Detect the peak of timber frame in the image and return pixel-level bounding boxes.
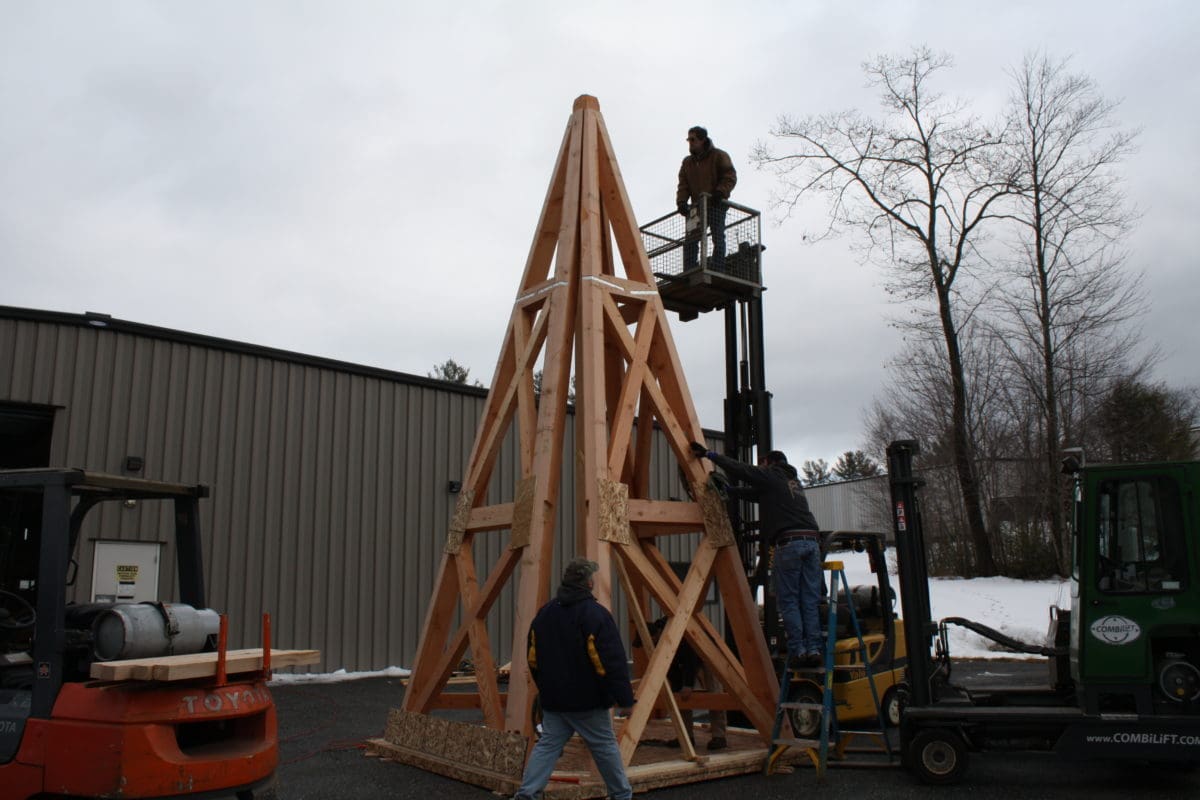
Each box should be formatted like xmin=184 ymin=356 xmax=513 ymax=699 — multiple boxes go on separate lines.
xmin=401 ymin=95 xmax=779 ymax=762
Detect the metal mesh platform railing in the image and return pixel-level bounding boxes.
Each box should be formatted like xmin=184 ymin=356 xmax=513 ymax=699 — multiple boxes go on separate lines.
xmin=640 ymin=196 xmax=763 ymax=318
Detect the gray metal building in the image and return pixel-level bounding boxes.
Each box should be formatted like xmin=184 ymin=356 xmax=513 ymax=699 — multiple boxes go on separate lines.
xmin=804 ymin=475 xmax=891 ymax=536
xmin=0 ymin=306 xmax=703 ymax=672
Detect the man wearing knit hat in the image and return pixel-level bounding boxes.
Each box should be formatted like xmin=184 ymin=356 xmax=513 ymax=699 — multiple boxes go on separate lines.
xmin=676 ymin=125 xmax=737 ymax=271
xmin=513 ymin=557 xmax=634 ymax=800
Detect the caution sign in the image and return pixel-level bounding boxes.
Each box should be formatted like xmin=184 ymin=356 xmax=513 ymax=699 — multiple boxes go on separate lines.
xmin=116 ymin=564 xmax=139 ymax=582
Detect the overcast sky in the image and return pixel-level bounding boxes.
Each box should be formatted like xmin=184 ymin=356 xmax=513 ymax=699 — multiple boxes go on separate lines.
xmin=2 ymin=2 xmax=1196 ymax=466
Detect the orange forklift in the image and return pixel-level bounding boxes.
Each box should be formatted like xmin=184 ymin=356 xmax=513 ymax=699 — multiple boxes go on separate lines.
xmin=0 ymin=469 xmax=278 ymax=799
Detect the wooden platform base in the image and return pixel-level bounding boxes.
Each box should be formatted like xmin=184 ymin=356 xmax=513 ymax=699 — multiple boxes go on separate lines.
xmin=365 ymin=709 xmax=808 ymax=797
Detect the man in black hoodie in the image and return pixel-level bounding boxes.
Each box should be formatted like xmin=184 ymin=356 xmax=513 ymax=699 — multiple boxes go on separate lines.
xmin=513 ymin=558 xmax=634 ymax=800
xmin=690 ymin=443 xmax=825 ymax=668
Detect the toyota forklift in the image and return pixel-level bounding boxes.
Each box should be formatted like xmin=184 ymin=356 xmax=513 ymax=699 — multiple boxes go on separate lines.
xmin=0 ymin=468 xmax=279 ymax=799
xmin=887 ymin=440 xmax=1200 ymax=784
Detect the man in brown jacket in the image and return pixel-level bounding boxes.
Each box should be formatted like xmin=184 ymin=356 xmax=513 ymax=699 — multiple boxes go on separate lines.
xmin=676 ymin=125 xmax=737 ymax=270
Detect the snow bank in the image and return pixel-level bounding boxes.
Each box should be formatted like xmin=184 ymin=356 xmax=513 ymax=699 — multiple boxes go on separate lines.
xmin=839 ymin=549 xmax=1069 ymax=661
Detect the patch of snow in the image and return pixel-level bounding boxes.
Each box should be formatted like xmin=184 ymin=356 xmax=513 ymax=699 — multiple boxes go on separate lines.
xmin=268 ymin=666 xmax=411 ymax=686
xmin=836 ymin=548 xmax=1070 ymax=661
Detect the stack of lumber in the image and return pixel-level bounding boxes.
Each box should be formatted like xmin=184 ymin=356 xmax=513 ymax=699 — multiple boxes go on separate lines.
xmin=89 ymin=648 xmax=320 ymax=682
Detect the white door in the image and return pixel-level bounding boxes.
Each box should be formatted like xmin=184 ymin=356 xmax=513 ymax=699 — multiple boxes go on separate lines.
xmin=91 ymin=541 xmax=161 ymax=603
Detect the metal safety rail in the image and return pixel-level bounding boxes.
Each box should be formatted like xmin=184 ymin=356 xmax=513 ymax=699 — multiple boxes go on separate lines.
xmin=640 ymin=194 xmax=764 ymax=320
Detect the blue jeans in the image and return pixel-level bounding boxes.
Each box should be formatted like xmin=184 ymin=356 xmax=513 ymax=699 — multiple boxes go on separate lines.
xmin=514 ymin=707 xmax=632 ymax=800
xmin=683 ymin=201 xmax=728 ymax=271
xmin=774 ymin=537 xmax=824 ymax=655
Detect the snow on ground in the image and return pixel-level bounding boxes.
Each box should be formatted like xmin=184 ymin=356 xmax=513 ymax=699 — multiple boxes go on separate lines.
xmin=838 ymin=548 xmax=1070 ymax=661
xmin=268 ymin=666 xmax=410 ymax=686
xmin=272 ymin=552 xmax=1071 ymax=681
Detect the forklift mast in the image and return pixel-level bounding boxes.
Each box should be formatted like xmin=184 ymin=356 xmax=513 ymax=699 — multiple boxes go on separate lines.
xmin=639 ymin=199 xmax=774 ymax=619
xmin=885 ymin=440 xmax=937 ymax=707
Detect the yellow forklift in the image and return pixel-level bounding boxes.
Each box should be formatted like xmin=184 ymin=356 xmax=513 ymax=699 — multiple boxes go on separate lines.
xmin=778 ymin=530 xmax=908 ymax=741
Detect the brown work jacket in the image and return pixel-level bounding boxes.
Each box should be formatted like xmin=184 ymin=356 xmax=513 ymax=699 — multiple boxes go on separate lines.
xmin=676 ymin=144 xmax=737 ymax=205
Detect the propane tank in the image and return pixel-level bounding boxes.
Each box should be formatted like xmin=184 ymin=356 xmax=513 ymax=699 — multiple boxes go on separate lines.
xmin=92 ymin=602 xmax=220 ymax=661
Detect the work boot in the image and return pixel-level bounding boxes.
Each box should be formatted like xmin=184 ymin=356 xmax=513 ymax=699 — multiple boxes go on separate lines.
xmin=707 ymin=736 xmax=728 ymax=751
xmin=800 ymin=652 xmax=823 ymax=667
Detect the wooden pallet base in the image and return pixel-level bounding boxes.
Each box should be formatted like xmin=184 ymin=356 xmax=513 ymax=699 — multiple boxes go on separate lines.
xmin=366 ymin=710 xmax=807 ymax=797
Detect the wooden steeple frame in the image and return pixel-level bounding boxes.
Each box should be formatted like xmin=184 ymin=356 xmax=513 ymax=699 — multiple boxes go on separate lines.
xmin=401 ymin=95 xmax=779 ymax=761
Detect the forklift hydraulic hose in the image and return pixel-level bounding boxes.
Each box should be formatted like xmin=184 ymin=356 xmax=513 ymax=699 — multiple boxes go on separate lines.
xmin=941 ymin=617 xmax=1066 ymax=658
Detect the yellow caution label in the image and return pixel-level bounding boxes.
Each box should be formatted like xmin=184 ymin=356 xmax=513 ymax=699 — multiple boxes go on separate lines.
xmin=116 ymin=564 xmax=139 ymax=582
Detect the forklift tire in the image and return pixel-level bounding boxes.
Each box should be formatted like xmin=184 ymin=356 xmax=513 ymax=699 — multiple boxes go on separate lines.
xmin=786 ymin=682 xmax=823 ymax=739
xmin=909 ymin=729 xmax=968 ymax=785
xmin=881 ymin=683 xmax=909 ymax=728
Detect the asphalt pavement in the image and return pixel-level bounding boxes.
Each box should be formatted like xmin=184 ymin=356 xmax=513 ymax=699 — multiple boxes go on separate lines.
xmin=272 ymin=663 xmax=1200 ymax=800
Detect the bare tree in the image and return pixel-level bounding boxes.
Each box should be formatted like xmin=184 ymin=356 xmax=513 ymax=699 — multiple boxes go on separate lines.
xmin=754 ymin=47 xmax=1013 ymax=574
xmin=993 ymin=52 xmax=1143 ymax=572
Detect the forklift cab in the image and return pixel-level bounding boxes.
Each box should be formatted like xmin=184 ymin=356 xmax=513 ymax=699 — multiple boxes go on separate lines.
xmin=1069 ymin=462 xmax=1200 ymax=713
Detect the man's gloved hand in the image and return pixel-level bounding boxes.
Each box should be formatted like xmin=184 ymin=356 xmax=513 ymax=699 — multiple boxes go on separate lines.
xmin=677 ymin=201 xmax=689 ymax=217
xmin=689 ymin=441 xmax=709 ymax=459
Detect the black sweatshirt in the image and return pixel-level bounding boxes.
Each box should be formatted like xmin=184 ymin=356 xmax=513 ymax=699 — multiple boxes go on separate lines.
xmin=707 ymin=454 xmax=819 ymax=544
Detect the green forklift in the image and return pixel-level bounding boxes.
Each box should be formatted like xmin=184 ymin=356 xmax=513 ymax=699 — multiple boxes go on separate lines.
xmin=887 ymin=440 xmax=1200 ymax=784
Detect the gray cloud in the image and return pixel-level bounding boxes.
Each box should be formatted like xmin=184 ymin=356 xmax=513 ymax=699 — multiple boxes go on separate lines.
xmin=2 ymin=1 xmax=1195 ymax=465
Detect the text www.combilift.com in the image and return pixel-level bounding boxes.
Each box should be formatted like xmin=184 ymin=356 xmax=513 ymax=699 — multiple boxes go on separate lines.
xmin=1085 ymin=732 xmax=1200 ymax=745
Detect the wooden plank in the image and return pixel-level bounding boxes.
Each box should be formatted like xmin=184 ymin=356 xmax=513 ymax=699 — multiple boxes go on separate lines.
xmin=594 ymin=112 xmax=653 ymax=285
xmin=465 ymin=305 xmax=549 ymax=494
xmin=403 ymin=551 xmax=462 ymax=712
xmin=623 ymin=542 xmax=772 ymax=735
xmin=515 ymin=307 xmax=538 ymax=474
xmin=504 ymin=102 xmax=586 ymax=734
xmin=627 ymin=499 xmax=703 ymax=526
xmin=615 ymin=554 xmax=698 ymax=762
xmin=617 ymin=541 xmax=716 ymax=763
xmin=456 ymin=538 xmax=503 ymax=729
xmin=408 ymin=547 xmax=520 ymax=714
xmin=90 ymin=648 xmax=319 ymax=682
xmin=711 ymin=544 xmax=780 ymax=722
xmin=605 ymin=300 xmax=655 ymax=477
xmin=575 ymin=104 xmax=613 ymax=604
xmin=465 ymin=502 xmax=514 ymax=532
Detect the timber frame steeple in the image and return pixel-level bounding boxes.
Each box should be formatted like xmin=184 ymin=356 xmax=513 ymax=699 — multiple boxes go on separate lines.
xmin=401 ymin=95 xmax=778 ymax=762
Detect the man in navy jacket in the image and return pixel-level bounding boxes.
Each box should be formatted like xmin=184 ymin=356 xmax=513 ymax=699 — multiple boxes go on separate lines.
xmin=513 ymin=558 xmax=634 ymax=800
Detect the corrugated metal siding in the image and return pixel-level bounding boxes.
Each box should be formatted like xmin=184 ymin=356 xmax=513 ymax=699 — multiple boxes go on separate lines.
xmin=804 ymin=475 xmax=891 ymax=534
xmin=0 ymin=312 xmax=718 ymax=671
